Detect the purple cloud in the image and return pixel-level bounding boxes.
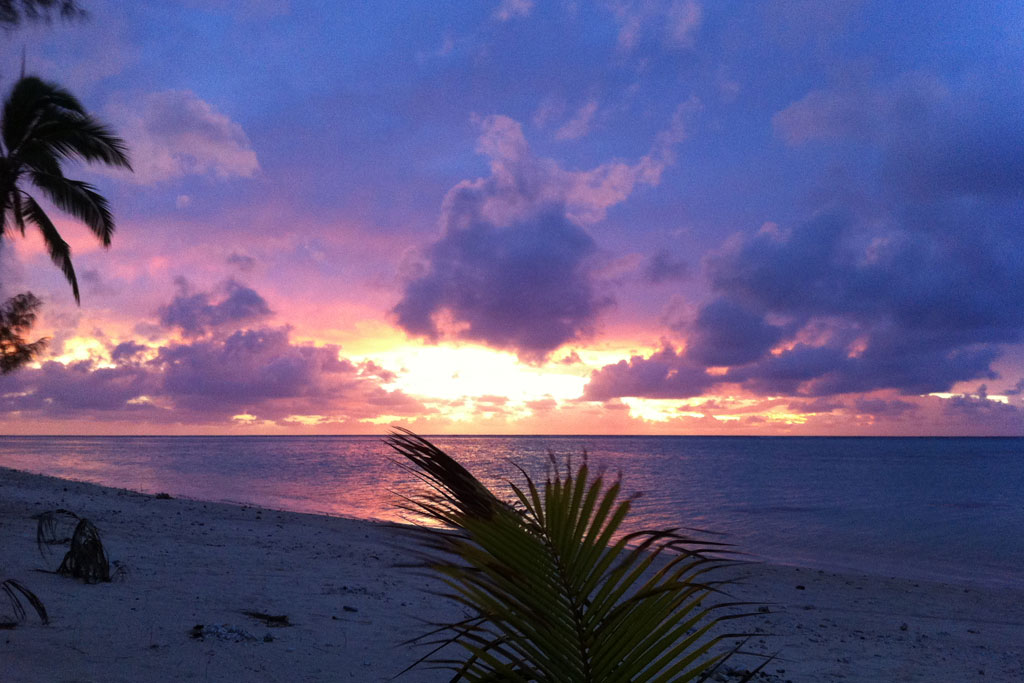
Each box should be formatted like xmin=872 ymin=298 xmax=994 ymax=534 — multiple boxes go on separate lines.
xmin=643 ymin=250 xmax=689 ymax=284
xmin=583 ymin=345 xmax=712 ymax=400
xmin=0 ymin=283 xmax=420 ymax=425
xmin=159 ymin=279 xmax=272 ymax=338
xmin=853 ymin=397 xmax=917 ymax=417
xmin=701 ymin=207 xmax=1016 ymax=396
xmin=774 ymin=73 xmax=1024 ymax=200
xmin=684 ymin=297 xmax=784 ymax=366
xmin=394 ymin=110 xmax=695 ymax=359
xmin=110 ymin=89 xmax=260 ymax=184
xmin=393 ymin=209 xmax=607 ymax=360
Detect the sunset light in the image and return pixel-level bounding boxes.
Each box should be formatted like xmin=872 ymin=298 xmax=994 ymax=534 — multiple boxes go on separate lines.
xmin=0 ymin=4 xmax=1022 ymax=682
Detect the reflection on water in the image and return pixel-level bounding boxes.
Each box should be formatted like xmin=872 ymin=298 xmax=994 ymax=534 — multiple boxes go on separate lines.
xmin=0 ymin=435 xmax=1022 ymax=588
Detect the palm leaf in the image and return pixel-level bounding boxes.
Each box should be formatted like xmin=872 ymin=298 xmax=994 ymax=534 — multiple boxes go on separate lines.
xmin=26 ymin=113 xmax=131 ymax=169
xmin=21 ymin=193 xmax=79 ymax=303
xmin=386 ymin=429 xmax=766 ymax=682
xmin=31 ymin=172 xmax=115 ymax=245
xmin=56 ymin=517 xmax=111 ymax=583
xmin=0 ymin=75 xmax=130 ymax=304
xmin=1 ymin=578 xmax=48 ymax=627
xmin=0 ymin=291 xmax=47 ymax=374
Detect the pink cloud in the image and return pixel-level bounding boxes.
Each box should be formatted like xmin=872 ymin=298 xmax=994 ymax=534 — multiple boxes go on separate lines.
xmin=555 ymin=100 xmax=599 ymax=140
xmin=493 ymin=0 xmax=534 ymax=21
xmin=605 ymin=0 xmax=703 ymax=52
xmin=468 ymin=98 xmax=698 ymax=226
xmin=108 ymin=90 xmax=260 ymax=184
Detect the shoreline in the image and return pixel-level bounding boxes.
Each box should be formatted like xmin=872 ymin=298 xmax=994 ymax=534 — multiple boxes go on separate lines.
xmin=2 ymin=466 xmax=1023 ymax=682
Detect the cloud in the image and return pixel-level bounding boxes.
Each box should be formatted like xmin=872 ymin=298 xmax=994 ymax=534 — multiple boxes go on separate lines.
xmin=853 ymin=397 xmax=917 ymax=417
xmin=0 ymin=360 xmax=158 ymax=414
xmin=555 ymin=100 xmax=599 ymax=140
xmin=606 ymin=0 xmax=703 ymax=52
xmin=493 ymin=0 xmax=533 ymax=21
xmin=684 ymin=298 xmax=784 ymax=367
xmin=111 ymin=90 xmax=260 ymax=184
xmin=0 ymin=284 xmax=420 ymax=425
xmin=110 ymin=340 xmax=148 ymax=363
xmin=589 ymin=190 xmax=1022 ymax=400
xmin=393 ymin=208 xmax=608 ymax=361
xmin=700 ymin=208 xmax=1018 ymax=396
xmin=583 ymin=344 xmax=712 ymax=400
xmin=643 ymin=250 xmax=689 ymax=284
xmin=159 ymin=278 xmax=272 ymax=338
xmin=394 ymin=108 xmax=695 ymax=359
xmin=666 ymin=0 xmax=702 ymax=47
xmin=773 ymin=73 xmax=1024 ymax=200
xmin=226 ymin=253 xmax=256 ymax=272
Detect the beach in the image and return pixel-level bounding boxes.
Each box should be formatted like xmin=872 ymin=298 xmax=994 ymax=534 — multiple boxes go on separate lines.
xmin=2 ymin=466 xmax=1022 ymax=683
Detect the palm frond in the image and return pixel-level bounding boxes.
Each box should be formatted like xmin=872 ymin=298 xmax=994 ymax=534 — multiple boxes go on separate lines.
xmin=0 ymin=75 xmax=130 ymax=303
xmin=35 ymin=508 xmax=80 ymax=557
xmin=57 ymin=517 xmax=111 ymax=584
xmin=387 ymin=429 xmax=765 ymax=682
xmin=21 ymin=193 xmax=79 ymax=303
xmin=0 ymin=291 xmax=47 ymax=374
xmin=27 ymin=113 xmax=131 ymax=169
xmin=2 ymin=76 xmax=82 ymax=154
xmin=0 ymin=1 xmax=86 ymax=27
xmin=1 ymin=578 xmax=48 ymax=628
xmin=31 ymin=172 xmax=115 ymax=245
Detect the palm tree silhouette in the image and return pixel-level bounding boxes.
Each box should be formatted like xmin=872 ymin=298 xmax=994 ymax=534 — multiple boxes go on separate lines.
xmin=0 ymin=75 xmax=130 ymax=303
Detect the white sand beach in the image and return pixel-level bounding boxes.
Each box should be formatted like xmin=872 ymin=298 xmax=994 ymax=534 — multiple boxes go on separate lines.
xmin=1 ymin=466 xmax=1022 ymax=682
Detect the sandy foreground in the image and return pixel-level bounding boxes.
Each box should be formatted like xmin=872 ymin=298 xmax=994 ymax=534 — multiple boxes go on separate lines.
xmin=1 ymin=467 xmax=1022 ymax=683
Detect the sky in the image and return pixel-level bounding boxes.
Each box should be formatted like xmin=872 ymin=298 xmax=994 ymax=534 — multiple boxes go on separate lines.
xmin=0 ymin=0 xmax=1022 ymax=435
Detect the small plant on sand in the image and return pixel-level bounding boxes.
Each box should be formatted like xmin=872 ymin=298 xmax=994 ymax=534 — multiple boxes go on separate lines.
xmin=0 ymin=578 xmax=48 ymax=628
xmin=36 ymin=509 xmax=114 ymax=583
xmin=387 ymin=428 xmax=768 ymax=682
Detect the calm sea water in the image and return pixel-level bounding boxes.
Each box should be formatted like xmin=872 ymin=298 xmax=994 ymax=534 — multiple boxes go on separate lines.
xmin=0 ymin=436 xmax=1021 ymax=589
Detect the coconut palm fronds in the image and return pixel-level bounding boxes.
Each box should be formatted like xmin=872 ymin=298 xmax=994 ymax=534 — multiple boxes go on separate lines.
xmin=57 ymin=517 xmax=111 ymax=583
xmin=386 ymin=428 xmax=769 ymax=682
xmin=35 ymin=508 xmax=80 ymax=557
xmin=1 ymin=578 xmax=48 ymax=628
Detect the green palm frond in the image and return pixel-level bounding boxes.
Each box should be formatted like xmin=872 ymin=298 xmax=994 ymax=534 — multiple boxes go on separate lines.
xmin=387 ymin=429 xmax=768 ymax=682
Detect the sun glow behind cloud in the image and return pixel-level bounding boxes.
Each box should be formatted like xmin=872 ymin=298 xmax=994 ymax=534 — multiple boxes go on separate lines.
xmin=361 ymin=344 xmax=588 ymax=403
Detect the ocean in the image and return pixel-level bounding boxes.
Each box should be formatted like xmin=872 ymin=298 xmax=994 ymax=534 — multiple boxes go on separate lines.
xmin=0 ymin=435 xmax=1021 ymax=589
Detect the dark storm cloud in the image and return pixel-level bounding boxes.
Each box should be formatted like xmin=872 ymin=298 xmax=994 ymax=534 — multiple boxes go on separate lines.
xmin=583 ymin=345 xmax=712 ymax=401
xmin=159 ymin=278 xmax=272 ymax=337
